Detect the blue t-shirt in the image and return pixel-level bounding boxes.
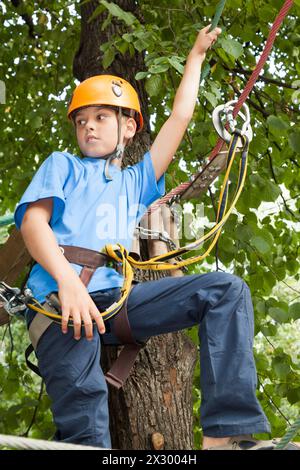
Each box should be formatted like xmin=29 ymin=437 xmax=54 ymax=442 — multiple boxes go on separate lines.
xmin=14 ymin=151 xmax=165 ymax=303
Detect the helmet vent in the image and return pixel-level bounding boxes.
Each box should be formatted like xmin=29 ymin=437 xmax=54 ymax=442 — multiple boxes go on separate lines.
xmin=112 ymin=80 xmax=122 ymax=97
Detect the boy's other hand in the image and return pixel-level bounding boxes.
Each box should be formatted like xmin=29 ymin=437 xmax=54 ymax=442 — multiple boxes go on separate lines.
xmin=190 ymin=24 xmax=222 ymax=60
xmin=57 ymin=274 xmax=106 ymax=340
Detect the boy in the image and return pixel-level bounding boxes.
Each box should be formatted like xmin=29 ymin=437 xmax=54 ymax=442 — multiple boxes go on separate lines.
xmin=14 ymin=25 xmax=278 ymax=450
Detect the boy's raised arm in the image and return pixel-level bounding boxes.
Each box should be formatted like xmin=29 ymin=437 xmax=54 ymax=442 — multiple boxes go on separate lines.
xmin=150 ymin=25 xmax=222 ymax=181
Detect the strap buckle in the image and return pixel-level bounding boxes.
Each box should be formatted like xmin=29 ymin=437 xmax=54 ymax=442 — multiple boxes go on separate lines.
xmin=212 ymin=100 xmax=253 ymax=145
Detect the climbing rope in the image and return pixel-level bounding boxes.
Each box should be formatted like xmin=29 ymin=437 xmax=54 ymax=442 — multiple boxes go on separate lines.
xmin=0 ymin=214 xmax=14 ymax=227
xmin=0 ymin=433 xmax=107 ymax=450
xmin=149 ymin=0 xmax=294 ymax=213
xmin=0 ymin=430 xmax=298 ymax=450
xmin=275 ymin=417 xmax=300 ymax=450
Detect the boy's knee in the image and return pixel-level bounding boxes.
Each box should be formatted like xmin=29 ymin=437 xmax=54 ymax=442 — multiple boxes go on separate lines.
xmin=199 ymin=271 xmax=246 ymax=290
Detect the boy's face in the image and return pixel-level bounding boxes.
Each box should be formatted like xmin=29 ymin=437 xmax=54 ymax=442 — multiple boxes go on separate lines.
xmin=74 ymin=106 xmax=136 ymax=161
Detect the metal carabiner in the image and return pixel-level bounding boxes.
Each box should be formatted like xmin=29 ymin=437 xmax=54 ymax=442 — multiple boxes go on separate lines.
xmin=212 ymin=99 xmax=253 ymax=146
xmin=0 ymin=281 xmax=30 ymax=316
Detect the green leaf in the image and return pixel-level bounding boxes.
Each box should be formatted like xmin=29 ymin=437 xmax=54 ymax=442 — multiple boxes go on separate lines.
xmin=251 ymin=236 xmax=271 ymax=254
xmin=135 ymin=71 xmax=148 ymax=80
xmin=31 ymin=116 xmax=43 ymax=129
xmin=267 ymin=115 xmax=289 ymax=132
xmin=272 ymin=356 xmax=291 ymax=379
xmin=100 ymin=0 xmax=137 ymax=26
xmin=235 ymin=224 xmax=253 ymax=242
xmin=268 ymin=307 xmax=290 ymax=323
xmin=287 ymin=387 xmax=300 ymax=405
xmin=145 ymin=74 xmax=163 ymax=97
xmin=87 ymin=4 xmax=106 ymax=23
xmin=115 ymin=39 xmax=128 ymax=55
xmin=263 ymin=181 xmax=281 ymax=202
xmin=149 ymin=63 xmax=169 ymax=74
xmin=122 ymin=33 xmax=134 ymax=43
xmin=256 ymin=300 xmax=266 ymax=315
xmin=168 ymin=56 xmax=184 ymax=75
xmin=202 ymin=90 xmax=218 ymax=107
xmin=260 ymin=323 xmax=277 ymax=336
xmin=288 ymin=130 xmax=300 ymax=152
xmin=263 ymin=272 xmax=276 ymax=291
xmin=219 ymin=37 xmax=244 ymax=59
xmin=289 ymin=303 xmax=300 ymax=320
xmin=102 ymin=47 xmax=116 ymax=69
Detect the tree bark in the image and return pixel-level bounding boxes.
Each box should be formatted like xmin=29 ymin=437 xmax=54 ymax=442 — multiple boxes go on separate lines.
xmin=73 ymin=0 xmax=198 ymax=450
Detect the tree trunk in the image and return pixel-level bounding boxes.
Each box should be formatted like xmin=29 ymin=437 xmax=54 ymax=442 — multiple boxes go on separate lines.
xmin=73 ymin=0 xmax=198 ymax=450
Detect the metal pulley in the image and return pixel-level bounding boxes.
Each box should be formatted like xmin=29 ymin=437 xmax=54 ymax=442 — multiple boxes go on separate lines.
xmin=212 ymin=100 xmax=253 ymax=146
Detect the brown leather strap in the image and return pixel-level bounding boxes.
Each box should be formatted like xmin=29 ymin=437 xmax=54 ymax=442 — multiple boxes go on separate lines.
xmin=59 ymin=245 xmax=109 ymax=269
xmin=112 ymin=294 xmax=138 ymax=345
xmin=105 ymin=286 xmax=146 ymax=389
xmin=79 ymin=266 xmax=97 ymax=287
xmin=59 ymin=244 xmax=123 ymax=288
xmin=105 ymin=343 xmax=144 ymax=389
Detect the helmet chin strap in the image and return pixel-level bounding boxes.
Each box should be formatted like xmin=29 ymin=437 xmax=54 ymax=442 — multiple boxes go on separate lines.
xmin=104 ymin=107 xmax=124 ymax=181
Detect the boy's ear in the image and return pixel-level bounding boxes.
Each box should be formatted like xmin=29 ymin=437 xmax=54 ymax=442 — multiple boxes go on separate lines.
xmin=124 ymin=117 xmax=137 ymax=139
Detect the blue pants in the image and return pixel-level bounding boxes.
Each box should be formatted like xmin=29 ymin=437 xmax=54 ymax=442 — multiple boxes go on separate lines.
xmin=31 ymin=272 xmax=270 ymax=448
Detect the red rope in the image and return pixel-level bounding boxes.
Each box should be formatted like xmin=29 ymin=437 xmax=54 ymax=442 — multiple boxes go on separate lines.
xmin=148 ymin=0 xmax=294 ymax=213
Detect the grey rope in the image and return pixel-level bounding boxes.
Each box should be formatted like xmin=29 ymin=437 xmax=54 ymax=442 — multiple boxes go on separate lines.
xmin=0 ymin=433 xmax=109 ymax=450
xmin=274 ymin=417 xmax=300 ymax=450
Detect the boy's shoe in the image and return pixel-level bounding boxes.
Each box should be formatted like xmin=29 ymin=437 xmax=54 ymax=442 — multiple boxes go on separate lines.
xmin=205 ymin=436 xmax=300 ymax=450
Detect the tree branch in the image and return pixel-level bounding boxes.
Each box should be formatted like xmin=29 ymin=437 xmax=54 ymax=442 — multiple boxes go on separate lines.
xmin=228 ymin=66 xmax=298 ymax=90
xmin=229 ymin=82 xmax=270 ymax=118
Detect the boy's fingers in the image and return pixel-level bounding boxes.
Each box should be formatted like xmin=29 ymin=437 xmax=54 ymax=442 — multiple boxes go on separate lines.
xmin=81 ymin=311 xmax=93 ymax=340
xmin=61 ymin=308 xmax=70 ymax=334
xmin=91 ymin=308 xmax=106 ymax=334
xmin=71 ymin=311 xmax=82 ymax=340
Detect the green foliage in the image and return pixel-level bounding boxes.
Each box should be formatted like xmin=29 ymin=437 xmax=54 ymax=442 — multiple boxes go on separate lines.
xmin=0 ymin=0 xmax=299 ymax=447
xmin=0 ymin=320 xmax=55 ymax=440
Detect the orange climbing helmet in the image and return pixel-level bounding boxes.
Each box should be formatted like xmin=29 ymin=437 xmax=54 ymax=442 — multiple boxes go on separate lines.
xmin=67 ymin=74 xmax=143 ymax=131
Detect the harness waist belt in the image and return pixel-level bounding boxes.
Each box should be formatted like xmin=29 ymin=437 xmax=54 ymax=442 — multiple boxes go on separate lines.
xmin=59 ymin=245 xmax=111 ymax=269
